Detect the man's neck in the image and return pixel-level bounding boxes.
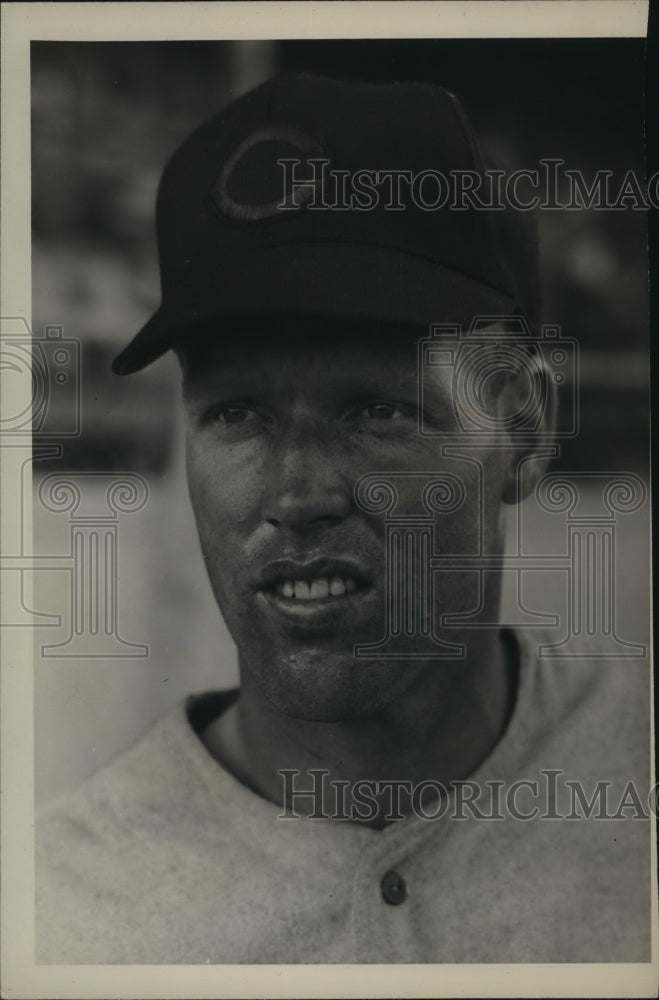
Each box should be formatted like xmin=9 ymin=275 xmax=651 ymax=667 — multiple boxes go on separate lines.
xmin=201 ymin=629 xmax=518 ymax=829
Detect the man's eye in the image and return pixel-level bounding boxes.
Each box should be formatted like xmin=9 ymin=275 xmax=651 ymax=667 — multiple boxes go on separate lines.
xmin=209 ymin=405 xmax=256 ymax=425
xmin=362 ymin=402 xmax=401 ymax=420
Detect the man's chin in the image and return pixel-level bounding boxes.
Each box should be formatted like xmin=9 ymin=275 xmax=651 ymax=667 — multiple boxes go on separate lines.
xmin=246 ymin=647 xmax=420 ymax=723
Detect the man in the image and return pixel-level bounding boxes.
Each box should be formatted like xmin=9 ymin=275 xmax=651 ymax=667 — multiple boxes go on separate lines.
xmin=37 ymin=73 xmax=649 ymax=964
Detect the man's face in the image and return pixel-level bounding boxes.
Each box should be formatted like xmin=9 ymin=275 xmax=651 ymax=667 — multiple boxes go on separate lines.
xmin=181 ymin=317 xmax=512 ymax=722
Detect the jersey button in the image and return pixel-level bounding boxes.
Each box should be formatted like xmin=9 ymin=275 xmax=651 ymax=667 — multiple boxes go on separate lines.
xmin=381 ymin=870 xmax=407 ymax=905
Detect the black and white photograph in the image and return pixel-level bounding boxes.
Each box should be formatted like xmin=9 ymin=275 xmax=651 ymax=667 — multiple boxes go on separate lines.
xmin=1 ymin=2 xmax=656 ymax=997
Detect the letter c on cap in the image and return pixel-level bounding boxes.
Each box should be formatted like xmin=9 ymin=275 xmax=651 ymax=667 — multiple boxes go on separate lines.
xmin=214 ymin=126 xmax=324 ymax=222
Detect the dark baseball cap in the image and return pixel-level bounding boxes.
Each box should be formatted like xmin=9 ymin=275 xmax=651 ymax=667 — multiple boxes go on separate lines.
xmin=112 ymin=72 xmax=540 ymax=375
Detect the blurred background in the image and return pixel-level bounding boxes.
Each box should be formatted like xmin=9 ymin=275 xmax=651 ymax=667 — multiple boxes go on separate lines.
xmin=30 ymin=39 xmax=650 ymax=804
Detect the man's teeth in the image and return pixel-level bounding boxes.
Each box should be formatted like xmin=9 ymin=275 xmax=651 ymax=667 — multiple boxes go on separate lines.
xmin=276 ymin=577 xmax=358 ymax=599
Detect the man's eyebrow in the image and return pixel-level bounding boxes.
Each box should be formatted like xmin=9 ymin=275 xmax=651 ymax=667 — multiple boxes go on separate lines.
xmin=181 ymin=369 xmax=225 ymax=395
xmin=177 ymin=348 xmax=229 ymax=386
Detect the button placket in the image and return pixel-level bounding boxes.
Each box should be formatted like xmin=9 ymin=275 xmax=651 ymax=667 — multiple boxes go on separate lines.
xmin=351 ymin=814 xmax=445 ymax=960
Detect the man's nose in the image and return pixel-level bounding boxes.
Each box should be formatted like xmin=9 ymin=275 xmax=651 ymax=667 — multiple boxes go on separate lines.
xmin=262 ymin=423 xmax=352 ymax=532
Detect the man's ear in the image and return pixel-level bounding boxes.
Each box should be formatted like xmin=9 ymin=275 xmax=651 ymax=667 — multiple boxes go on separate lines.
xmin=497 ymin=349 xmax=558 ymax=505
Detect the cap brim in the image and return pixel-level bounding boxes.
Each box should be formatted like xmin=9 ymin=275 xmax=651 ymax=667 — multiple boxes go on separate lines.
xmin=112 ymin=243 xmax=517 ymax=375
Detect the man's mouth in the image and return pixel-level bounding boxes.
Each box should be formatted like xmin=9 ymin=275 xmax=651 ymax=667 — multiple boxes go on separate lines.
xmin=274 ymin=576 xmax=359 ymax=600
xmin=254 ymin=557 xmax=376 ymax=629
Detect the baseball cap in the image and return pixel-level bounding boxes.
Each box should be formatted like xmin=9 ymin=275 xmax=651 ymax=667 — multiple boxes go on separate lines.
xmin=112 ymin=72 xmax=540 ymax=375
